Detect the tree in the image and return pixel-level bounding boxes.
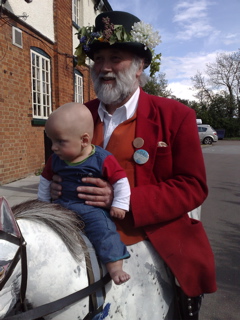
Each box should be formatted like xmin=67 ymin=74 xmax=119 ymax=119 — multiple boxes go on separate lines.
xmin=149 ymin=52 xmax=162 ymax=78
xmin=143 ymin=72 xmax=172 ymax=97
xmin=206 ymin=51 xmax=240 ymax=117
xmin=191 ymin=71 xmax=213 ymax=104
xmin=231 ymin=49 xmax=240 ymax=117
xmin=191 ymin=49 xmax=240 ymax=118
xmin=143 ymin=49 xmax=173 ymax=97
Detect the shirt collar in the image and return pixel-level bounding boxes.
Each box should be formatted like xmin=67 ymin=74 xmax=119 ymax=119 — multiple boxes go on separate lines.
xmin=98 ymin=87 xmax=140 ymax=121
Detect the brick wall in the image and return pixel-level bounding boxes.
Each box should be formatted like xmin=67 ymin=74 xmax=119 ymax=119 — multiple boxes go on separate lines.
xmin=0 ymin=1 xmax=96 ymax=185
xmin=0 ymin=18 xmax=53 ymax=185
xmin=53 ymin=0 xmax=74 ymax=107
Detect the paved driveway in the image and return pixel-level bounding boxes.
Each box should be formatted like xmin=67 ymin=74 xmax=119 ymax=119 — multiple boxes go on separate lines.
xmin=200 ymin=140 xmax=240 ymax=320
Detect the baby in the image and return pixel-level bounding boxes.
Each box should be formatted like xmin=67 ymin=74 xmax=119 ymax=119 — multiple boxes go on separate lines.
xmin=38 ymin=102 xmax=131 ymax=284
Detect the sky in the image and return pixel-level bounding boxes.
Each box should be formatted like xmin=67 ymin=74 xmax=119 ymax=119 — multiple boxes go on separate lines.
xmin=107 ymin=0 xmax=240 ymax=100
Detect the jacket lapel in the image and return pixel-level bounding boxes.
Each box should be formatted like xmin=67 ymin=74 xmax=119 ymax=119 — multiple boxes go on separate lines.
xmin=135 ymin=90 xmax=160 ymax=186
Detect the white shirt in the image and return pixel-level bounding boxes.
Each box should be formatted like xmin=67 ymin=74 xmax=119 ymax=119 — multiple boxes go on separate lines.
xmin=98 ymin=87 xmax=140 ymax=148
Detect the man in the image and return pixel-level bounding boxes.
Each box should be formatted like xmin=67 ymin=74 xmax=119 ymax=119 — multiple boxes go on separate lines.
xmin=51 ymin=11 xmax=217 ymax=319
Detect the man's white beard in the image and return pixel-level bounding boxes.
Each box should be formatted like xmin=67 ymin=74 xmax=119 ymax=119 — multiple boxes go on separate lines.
xmin=91 ymin=61 xmax=140 ymax=106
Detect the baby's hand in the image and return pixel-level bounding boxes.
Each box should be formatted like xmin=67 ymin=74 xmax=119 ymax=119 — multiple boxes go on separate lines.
xmin=110 ymin=207 xmax=126 ymax=220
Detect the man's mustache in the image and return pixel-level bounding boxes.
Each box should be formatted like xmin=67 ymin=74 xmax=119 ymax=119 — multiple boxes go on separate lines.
xmin=98 ymin=72 xmax=117 ymax=81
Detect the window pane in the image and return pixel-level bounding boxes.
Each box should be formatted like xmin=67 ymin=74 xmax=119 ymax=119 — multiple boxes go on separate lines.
xmin=36 ymin=55 xmax=39 ymax=67
xmin=37 ymin=80 xmax=41 ymax=92
xmin=36 ymin=67 xmax=40 ymax=80
xmin=32 ymin=78 xmax=36 ymax=91
xmin=32 ymin=53 xmax=35 ymax=65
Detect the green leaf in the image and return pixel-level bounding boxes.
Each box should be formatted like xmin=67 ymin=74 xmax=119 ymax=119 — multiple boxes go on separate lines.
xmin=115 ymin=29 xmax=122 ymax=40
xmin=74 ymin=45 xmax=87 ymax=66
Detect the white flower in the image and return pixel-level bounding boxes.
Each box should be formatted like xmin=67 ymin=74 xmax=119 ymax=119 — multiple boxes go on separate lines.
xmin=131 ymin=21 xmax=161 ymax=50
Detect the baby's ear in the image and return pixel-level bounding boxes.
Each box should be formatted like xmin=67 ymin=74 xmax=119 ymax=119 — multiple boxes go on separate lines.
xmin=81 ymin=133 xmax=90 ymax=146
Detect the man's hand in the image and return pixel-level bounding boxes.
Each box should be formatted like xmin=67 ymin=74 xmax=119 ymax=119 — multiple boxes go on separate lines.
xmin=77 ymin=177 xmax=113 ymax=209
xmin=50 ymin=175 xmax=62 ymax=200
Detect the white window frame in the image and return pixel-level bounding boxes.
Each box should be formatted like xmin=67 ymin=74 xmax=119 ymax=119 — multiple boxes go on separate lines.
xmin=74 ymin=72 xmax=83 ymax=103
xmin=73 ymin=0 xmax=81 ymax=26
xmin=30 ymin=49 xmax=52 ymax=119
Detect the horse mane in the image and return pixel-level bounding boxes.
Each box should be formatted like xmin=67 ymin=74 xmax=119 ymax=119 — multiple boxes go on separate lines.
xmin=11 ymin=199 xmax=87 ymax=261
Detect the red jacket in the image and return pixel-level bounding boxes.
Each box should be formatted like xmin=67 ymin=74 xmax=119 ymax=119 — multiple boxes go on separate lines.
xmin=86 ymin=89 xmax=217 ymax=297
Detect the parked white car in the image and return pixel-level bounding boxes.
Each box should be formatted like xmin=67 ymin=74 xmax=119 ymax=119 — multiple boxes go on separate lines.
xmin=198 ymin=124 xmax=218 ymax=145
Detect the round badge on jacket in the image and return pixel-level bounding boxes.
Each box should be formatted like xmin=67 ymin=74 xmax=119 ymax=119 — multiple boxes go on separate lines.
xmin=133 ymin=149 xmax=149 ymax=164
xmin=133 ymin=137 xmax=144 ymax=148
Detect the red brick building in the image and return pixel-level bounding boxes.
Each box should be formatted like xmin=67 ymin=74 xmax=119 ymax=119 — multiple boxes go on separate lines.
xmin=0 ymin=0 xmax=112 ymax=185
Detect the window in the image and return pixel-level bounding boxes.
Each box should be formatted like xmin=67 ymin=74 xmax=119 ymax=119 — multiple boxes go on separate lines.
xmin=95 ymin=0 xmax=104 ymax=11
xmin=12 ymin=27 xmax=23 ymax=48
xmin=74 ymin=71 xmax=83 ymax=103
xmin=31 ymin=48 xmax=52 ymax=119
xmin=198 ymin=126 xmax=207 ymax=132
xmin=73 ymin=0 xmax=81 ymax=26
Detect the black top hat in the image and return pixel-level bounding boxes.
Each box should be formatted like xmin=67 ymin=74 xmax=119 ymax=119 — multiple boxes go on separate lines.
xmin=79 ymin=11 xmax=153 ymax=68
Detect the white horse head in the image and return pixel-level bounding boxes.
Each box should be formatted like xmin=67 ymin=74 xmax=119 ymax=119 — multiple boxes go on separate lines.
xmin=0 ymin=197 xmax=23 ymax=317
xmin=0 ymin=198 xmax=174 ymax=320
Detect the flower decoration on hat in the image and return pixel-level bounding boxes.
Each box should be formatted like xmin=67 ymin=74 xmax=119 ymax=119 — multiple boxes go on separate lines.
xmin=131 ymin=21 xmax=161 ymax=50
xmin=75 ymin=16 xmax=161 ymax=67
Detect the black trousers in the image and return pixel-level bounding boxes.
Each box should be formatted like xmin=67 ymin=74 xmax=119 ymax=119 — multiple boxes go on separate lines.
xmin=173 ymin=286 xmax=203 ymax=320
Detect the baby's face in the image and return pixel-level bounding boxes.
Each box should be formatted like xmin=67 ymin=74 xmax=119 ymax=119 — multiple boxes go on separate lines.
xmin=46 ymin=125 xmax=83 ymax=162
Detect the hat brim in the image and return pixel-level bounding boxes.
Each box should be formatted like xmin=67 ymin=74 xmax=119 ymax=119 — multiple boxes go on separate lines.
xmin=86 ymin=41 xmax=152 ymax=69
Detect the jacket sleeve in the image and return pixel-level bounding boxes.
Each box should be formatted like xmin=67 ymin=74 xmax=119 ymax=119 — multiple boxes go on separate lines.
xmin=102 ymin=155 xmax=130 ymax=210
xmin=131 ymin=103 xmax=208 ymax=228
xmin=37 ymin=155 xmax=54 ymax=202
xmin=38 ymin=176 xmax=52 ymax=202
xmin=111 ymin=178 xmax=131 ymax=211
